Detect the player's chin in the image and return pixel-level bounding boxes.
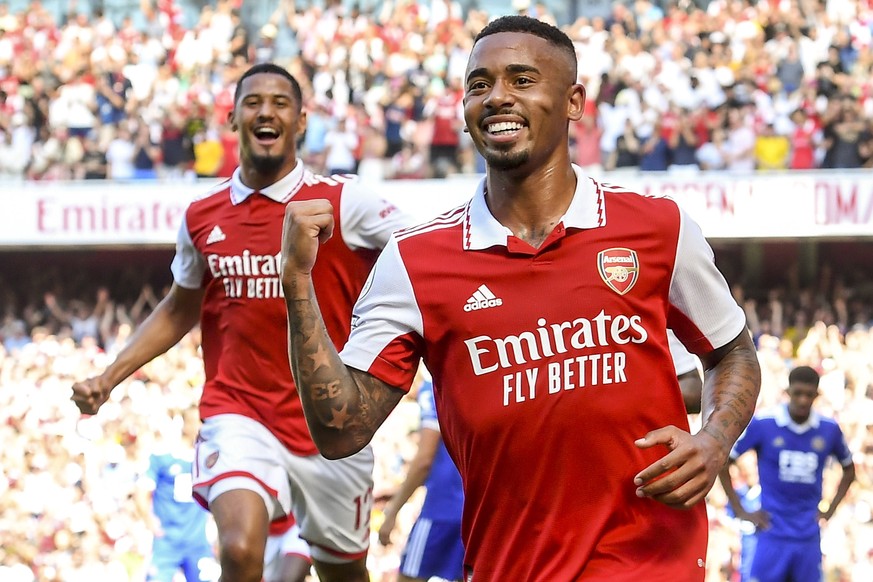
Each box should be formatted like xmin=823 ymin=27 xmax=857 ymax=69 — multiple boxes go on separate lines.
xmin=250 ymin=153 xmax=286 ymax=173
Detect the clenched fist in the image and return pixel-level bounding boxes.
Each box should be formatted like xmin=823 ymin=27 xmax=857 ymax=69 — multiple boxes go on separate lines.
xmin=71 ymin=376 xmax=113 ymax=415
xmin=281 ymin=199 xmax=335 ymax=297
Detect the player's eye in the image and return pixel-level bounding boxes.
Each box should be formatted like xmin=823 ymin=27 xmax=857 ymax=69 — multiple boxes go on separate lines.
xmin=467 ymin=80 xmax=489 ymax=92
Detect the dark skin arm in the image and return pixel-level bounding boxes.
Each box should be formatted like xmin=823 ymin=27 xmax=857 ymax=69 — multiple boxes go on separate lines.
xmin=678 ymin=368 xmax=703 ymax=415
xmin=718 ymin=463 xmax=770 ymax=530
xmin=820 ymin=462 xmax=856 ymax=522
xmin=281 ymin=199 xmax=404 ymax=460
xmin=71 ymin=284 xmax=204 ymax=414
xmin=378 ymin=426 xmax=441 ymax=546
xmin=634 ymin=329 xmax=761 ymax=509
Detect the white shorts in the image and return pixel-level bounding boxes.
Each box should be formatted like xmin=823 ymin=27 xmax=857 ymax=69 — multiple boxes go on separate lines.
xmin=193 ymin=414 xmax=374 ymax=563
xmin=263 ymin=522 xmax=311 ymax=581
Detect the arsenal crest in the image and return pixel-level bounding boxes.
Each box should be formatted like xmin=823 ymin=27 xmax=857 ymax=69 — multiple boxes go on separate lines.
xmin=597 ymin=248 xmax=639 ymax=295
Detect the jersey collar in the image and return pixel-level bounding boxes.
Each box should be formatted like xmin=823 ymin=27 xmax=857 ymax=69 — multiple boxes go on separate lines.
xmin=229 ymin=160 xmax=306 ymax=205
xmin=775 ymin=403 xmax=821 ymax=433
xmin=463 ymin=164 xmax=605 ymax=250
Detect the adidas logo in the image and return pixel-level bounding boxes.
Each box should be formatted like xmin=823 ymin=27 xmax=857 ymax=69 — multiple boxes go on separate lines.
xmin=206 ymin=225 xmax=226 ymax=245
xmin=464 ymin=284 xmax=503 ymax=312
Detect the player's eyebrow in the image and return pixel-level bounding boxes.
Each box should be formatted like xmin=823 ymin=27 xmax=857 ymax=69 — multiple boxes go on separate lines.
xmin=466 ymin=64 xmax=541 ymax=84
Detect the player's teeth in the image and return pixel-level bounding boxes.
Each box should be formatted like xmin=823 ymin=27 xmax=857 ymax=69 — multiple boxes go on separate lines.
xmin=488 ymin=122 xmax=522 ymax=133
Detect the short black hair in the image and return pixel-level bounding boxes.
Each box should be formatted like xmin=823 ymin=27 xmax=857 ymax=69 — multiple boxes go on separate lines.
xmin=474 ymin=15 xmax=577 ymax=79
xmin=788 ymin=365 xmax=820 ymax=388
xmin=234 ymin=63 xmax=303 ymax=111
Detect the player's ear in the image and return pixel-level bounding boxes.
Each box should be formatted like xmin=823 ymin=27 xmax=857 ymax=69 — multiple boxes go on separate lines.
xmin=228 ymin=109 xmax=237 ymax=132
xmin=296 ymin=109 xmax=307 ymax=136
xmin=568 ymin=83 xmax=586 ymax=122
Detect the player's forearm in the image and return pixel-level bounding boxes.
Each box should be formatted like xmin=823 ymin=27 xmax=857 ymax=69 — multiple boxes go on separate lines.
xmin=827 ymin=463 xmax=856 ymax=517
xmin=717 ymin=465 xmax=746 ymax=517
xmin=700 ymin=330 xmax=761 ymax=457
xmin=384 ymin=464 xmax=429 ymax=518
xmin=102 ymin=293 xmax=200 ymax=388
xmin=386 ymin=431 xmax=439 ymax=515
xmin=284 ymin=274 xmax=403 ymax=459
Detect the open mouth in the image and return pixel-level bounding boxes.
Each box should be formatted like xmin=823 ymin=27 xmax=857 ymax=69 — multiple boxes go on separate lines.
xmin=253 ymin=126 xmax=280 ymax=145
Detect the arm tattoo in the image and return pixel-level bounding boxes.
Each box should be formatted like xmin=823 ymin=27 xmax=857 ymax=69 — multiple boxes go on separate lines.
xmin=701 ymin=339 xmax=761 ymax=453
xmin=285 ymin=294 xmax=403 ymax=458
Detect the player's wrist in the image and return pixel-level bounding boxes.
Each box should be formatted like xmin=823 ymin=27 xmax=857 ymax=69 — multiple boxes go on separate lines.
xmin=280 ymin=270 xmax=315 ymax=300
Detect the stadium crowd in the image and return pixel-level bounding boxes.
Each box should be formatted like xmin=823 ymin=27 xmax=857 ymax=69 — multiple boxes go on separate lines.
xmin=2 ymin=0 xmax=873 ymax=182
xmin=1 ymin=0 xmax=873 ymax=580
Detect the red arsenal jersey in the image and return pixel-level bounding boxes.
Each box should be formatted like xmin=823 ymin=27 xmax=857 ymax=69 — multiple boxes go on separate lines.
xmin=172 ymin=161 xmax=408 ymax=455
xmin=341 ymin=166 xmax=746 ymax=580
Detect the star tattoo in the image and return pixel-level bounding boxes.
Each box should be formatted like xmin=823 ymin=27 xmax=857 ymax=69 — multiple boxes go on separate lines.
xmin=308 ymin=342 xmax=332 ymax=372
xmin=326 ymin=403 xmax=352 ymax=430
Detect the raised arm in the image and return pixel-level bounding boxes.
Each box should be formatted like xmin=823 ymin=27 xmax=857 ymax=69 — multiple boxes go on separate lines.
xmin=635 ymin=329 xmax=761 ymax=508
xmin=281 ymin=199 xmax=405 ymax=459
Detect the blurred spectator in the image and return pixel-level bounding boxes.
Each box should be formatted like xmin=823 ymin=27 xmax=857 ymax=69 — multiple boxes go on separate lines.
xmin=105 ymin=125 xmax=137 ymax=181
xmin=323 ymin=116 xmax=359 ymax=176
xmin=638 ymin=119 xmax=670 ymax=172
xmin=192 ymin=126 xmax=223 ymax=179
xmin=254 ymin=22 xmax=279 ymax=64
xmin=42 ymin=288 xmax=110 ymax=345
xmin=788 ymin=109 xmax=821 ymax=170
xmin=387 ymin=141 xmax=427 ymax=180
xmin=821 ymin=95 xmax=867 ymax=169
xmin=775 ymin=42 xmax=805 ymax=96
xmin=0 ymin=312 xmax=29 ymax=353
xmin=667 ymin=109 xmax=700 ymax=172
xmin=300 ymin=99 xmax=331 ymax=174
xmin=723 ymin=107 xmax=757 ymax=172
xmin=356 ymin=121 xmax=388 ymax=184
xmin=94 ymin=60 xmax=133 ymax=128
xmin=382 ymin=86 xmax=413 ymax=160
xmin=754 ymin=122 xmax=791 ymax=171
xmin=78 ymin=133 xmax=108 ymax=180
xmin=53 ymin=69 xmax=98 ymax=140
xmin=227 ymin=9 xmax=250 ymax=62
xmin=605 ymin=118 xmax=640 ymax=171
xmin=571 ymin=106 xmax=604 ymax=175
xmin=696 ymin=127 xmax=728 ymax=171
xmin=158 ymin=107 xmax=193 ymax=180
xmin=28 ymin=126 xmax=82 ymax=180
xmin=423 ymin=80 xmax=463 ymax=178
xmin=132 ymin=122 xmax=161 ymax=180
xmin=215 ymin=122 xmax=239 ymax=179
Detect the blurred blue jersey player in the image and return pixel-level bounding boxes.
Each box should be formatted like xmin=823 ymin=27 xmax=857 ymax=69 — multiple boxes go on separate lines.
xmin=379 ymin=378 xmax=465 ymax=582
xmin=136 ymin=407 xmax=217 ymax=582
xmin=719 ymin=366 xmax=855 ymax=582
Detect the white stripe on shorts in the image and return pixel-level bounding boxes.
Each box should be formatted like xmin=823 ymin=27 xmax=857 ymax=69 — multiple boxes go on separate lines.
xmin=401 ymin=517 xmax=432 ymax=577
